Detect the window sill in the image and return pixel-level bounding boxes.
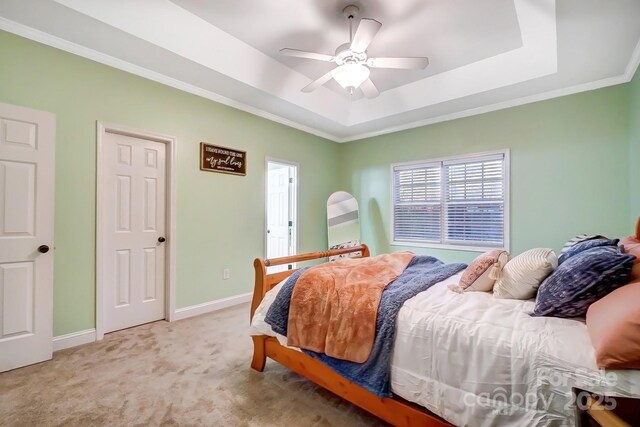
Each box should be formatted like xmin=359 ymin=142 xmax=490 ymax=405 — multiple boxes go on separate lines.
xmin=391 ymin=240 xmax=508 ymax=253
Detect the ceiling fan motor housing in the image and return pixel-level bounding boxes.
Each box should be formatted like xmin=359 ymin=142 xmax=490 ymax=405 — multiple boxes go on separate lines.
xmin=334 ymin=44 xmax=367 ymax=66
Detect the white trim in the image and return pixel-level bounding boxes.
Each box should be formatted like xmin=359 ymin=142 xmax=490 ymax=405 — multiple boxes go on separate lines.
xmin=390 ymin=241 xmax=505 ymax=253
xmin=163 ymin=128 xmax=178 ymax=323
xmin=624 ymin=38 xmax=640 ymax=81
xmin=337 ymin=76 xmax=630 ymax=143
xmin=52 ymin=329 xmax=96 ymax=352
xmin=173 ymin=293 xmax=253 ymax=321
xmin=0 ymin=17 xmax=337 ymax=143
xmin=95 ymin=122 xmax=177 ymax=340
xmin=1 ymin=16 xmax=638 ymax=145
xmin=503 ymin=149 xmax=511 ymax=253
xmin=389 ymin=149 xmax=509 ymax=171
xmin=265 ymin=157 xmax=300 ymax=260
xmin=390 ymin=149 xmax=510 ymax=253
xmin=53 ymin=293 xmax=252 ymax=350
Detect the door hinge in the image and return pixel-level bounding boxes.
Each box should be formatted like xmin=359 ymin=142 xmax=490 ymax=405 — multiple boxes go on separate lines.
xmin=288 ymin=177 xmax=293 ymax=184
xmin=288 ymin=220 xmax=293 ymax=227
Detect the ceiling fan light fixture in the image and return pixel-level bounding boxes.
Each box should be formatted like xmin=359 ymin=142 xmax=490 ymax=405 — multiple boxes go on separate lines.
xmin=280 ymin=7 xmax=427 ymax=98
xmin=331 ymin=63 xmax=370 ymax=91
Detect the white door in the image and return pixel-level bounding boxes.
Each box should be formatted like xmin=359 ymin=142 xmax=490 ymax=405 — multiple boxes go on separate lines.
xmin=267 ymin=166 xmax=290 ymax=258
xmin=0 ymin=103 xmax=55 ymax=372
xmin=266 ymin=161 xmax=296 ymax=271
xmin=101 ymin=131 xmax=166 ymax=333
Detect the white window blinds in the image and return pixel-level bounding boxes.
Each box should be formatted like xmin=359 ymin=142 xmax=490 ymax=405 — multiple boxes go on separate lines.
xmin=392 ymin=152 xmax=507 ymax=249
xmin=393 ymin=163 xmax=441 ymax=242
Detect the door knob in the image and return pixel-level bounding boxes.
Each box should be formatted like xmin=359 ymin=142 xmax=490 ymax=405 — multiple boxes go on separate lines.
xmin=158 ymin=237 xmax=166 ymax=243
xmin=267 ymin=229 xmax=271 ymax=234
xmin=38 ymin=245 xmax=50 ymax=253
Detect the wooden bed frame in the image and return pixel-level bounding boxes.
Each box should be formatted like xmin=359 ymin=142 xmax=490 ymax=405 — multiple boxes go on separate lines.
xmin=250 ymin=244 xmax=634 ymax=427
xmin=250 ymin=244 xmax=451 ymax=427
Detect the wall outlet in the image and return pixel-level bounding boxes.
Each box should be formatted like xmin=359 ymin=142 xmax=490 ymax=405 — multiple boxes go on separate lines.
xmin=223 ymin=268 xmax=231 ymax=280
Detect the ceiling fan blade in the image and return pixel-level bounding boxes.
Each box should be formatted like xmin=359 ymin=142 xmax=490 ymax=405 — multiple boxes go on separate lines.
xmin=301 ymin=70 xmax=334 ymax=93
xmin=350 ymin=18 xmax=382 ymax=53
xmin=367 ymin=57 xmax=429 ymax=70
xmin=280 ymin=48 xmax=334 ymax=62
xmin=360 ymin=78 xmax=379 ymax=99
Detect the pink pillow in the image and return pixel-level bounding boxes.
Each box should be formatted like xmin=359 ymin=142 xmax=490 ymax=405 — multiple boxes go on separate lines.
xmin=587 ymin=280 xmax=640 ymax=369
xmin=619 ymin=236 xmax=640 ymax=282
xmin=449 ymin=250 xmax=510 ymax=293
xmin=586 ymin=234 xmax=640 ymax=369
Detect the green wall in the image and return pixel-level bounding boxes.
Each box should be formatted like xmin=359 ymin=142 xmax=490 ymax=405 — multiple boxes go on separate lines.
xmin=0 ymin=31 xmax=340 ymax=336
xmin=1 ymin=29 xmax=638 ymax=337
xmin=630 ymin=70 xmax=640 ymax=223
xmin=339 ymin=86 xmax=631 ymax=264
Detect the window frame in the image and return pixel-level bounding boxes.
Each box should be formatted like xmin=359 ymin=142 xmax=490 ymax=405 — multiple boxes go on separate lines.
xmin=390 ymin=149 xmax=510 ymax=252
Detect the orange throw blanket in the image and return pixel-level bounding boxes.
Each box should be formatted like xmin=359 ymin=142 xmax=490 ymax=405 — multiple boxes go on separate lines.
xmin=286 ymin=252 xmax=415 ymax=363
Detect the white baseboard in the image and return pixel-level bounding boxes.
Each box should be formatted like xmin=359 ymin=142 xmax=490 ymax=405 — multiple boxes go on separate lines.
xmin=50 ymin=294 xmax=251 ymax=351
xmin=53 ymin=328 xmax=96 ymax=352
xmin=173 ymin=292 xmax=252 ymax=321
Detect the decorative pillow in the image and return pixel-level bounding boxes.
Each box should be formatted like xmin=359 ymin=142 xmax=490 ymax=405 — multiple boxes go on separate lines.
xmin=449 ymin=250 xmax=510 ymax=293
xmin=619 ymin=236 xmax=640 ymax=282
xmin=560 ymin=234 xmax=606 ymax=254
xmin=587 ymin=280 xmax=640 ymax=369
xmin=533 ymin=246 xmax=635 ymax=318
xmin=493 ymin=248 xmax=557 ymax=300
xmin=558 ymin=238 xmax=620 ymax=265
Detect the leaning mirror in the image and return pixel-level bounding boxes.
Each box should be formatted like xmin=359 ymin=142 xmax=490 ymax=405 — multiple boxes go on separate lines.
xmin=327 ymin=191 xmax=360 ymax=260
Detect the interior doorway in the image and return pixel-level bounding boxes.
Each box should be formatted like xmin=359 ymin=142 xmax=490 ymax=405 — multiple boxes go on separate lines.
xmin=96 ymin=123 xmax=177 ymax=339
xmin=266 ymin=159 xmax=297 ymax=271
xmin=0 ymin=102 xmax=55 ymax=372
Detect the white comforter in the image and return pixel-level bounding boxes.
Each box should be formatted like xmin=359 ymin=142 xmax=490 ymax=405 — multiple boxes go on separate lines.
xmin=250 ymin=272 xmax=640 ymax=427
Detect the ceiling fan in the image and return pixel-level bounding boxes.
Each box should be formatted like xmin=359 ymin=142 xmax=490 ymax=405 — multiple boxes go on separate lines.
xmin=280 ymin=5 xmax=429 ymax=99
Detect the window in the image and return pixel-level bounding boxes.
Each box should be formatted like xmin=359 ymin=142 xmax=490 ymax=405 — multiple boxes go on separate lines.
xmin=392 ymin=151 xmax=508 ymax=250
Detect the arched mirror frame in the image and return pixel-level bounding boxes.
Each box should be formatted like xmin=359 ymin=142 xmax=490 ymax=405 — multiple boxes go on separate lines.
xmin=327 ymin=191 xmax=361 ymax=260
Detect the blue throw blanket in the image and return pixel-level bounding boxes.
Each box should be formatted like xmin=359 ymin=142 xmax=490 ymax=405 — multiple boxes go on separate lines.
xmin=264 ymin=255 xmax=466 ymax=397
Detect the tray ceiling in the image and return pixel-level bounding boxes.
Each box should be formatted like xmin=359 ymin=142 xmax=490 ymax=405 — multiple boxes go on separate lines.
xmin=0 ymin=0 xmax=639 ymax=142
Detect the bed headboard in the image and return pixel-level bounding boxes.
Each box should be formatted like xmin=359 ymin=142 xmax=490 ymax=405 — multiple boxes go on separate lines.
xmin=251 ymin=244 xmax=370 ymax=320
xmin=636 ymin=217 xmax=640 ymax=239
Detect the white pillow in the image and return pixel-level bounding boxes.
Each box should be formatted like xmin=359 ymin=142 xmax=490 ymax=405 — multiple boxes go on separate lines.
xmin=448 ymin=250 xmax=510 ymax=293
xmin=493 ymin=248 xmax=558 ymax=300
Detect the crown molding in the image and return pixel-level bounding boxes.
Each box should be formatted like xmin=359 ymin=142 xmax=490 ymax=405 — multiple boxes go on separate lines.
xmin=337 ymin=38 xmax=640 ymax=143
xmin=624 ymin=37 xmax=640 ymax=81
xmin=1 ymin=17 xmax=638 ymax=145
xmin=335 ymin=74 xmax=630 ymax=143
xmin=0 ymin=17 xmax=341 ymax=142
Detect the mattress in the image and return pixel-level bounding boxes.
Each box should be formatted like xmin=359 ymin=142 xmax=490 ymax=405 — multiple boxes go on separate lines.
xmin=250 ymin=272 xmax=640 ymax=427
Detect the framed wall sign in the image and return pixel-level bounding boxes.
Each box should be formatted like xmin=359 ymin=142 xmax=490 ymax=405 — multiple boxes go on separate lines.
xmin=200 ymin=142 xmax=247 ymax=176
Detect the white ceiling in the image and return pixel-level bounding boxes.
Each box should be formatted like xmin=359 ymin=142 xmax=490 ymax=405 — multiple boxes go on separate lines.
xmin=0 ymin=0 xmax=639 ymax=142
xmin=173 ymin=0 xmax=523 ymax=98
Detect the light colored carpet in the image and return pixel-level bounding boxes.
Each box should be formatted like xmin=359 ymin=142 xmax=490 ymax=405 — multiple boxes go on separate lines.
xmin=0 ymin=303 xmax=388 ymax=426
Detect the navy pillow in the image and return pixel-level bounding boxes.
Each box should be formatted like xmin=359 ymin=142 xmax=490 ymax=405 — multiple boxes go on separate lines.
xmin=560 ymin=234 xmax=606 ymax=254
xmin=557 ymin=238 xmax=619 ymax=265
xmin=533 ymin=246 xmax=635 ymax=318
